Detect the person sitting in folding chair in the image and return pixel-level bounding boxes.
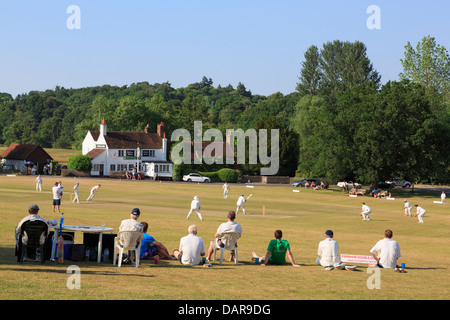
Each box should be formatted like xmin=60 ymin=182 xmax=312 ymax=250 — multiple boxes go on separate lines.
xmin=118 ymin=208 xmax=144 ymax=263
xmin=206 ymin=211 xmax=242 ymax=263
xmin=15 ymin=204 xmax=49 ymax=262
xmin=252 ymin=230 xmax=300 ymax=267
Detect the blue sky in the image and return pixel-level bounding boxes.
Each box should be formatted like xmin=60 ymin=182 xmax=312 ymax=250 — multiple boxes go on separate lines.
xmin=0 ymin=1 xmax=449 ymax=97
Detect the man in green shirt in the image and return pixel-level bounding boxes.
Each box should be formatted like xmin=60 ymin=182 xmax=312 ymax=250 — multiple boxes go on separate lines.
xmin=252 ymin=230 xmax=300 ymax=267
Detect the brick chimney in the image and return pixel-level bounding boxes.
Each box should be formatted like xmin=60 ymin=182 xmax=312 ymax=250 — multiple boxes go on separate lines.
xmin=157 ymin=122 xmax=166 ymax=139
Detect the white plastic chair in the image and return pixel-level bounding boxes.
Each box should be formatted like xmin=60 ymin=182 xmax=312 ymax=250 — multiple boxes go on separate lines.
xmin=113 ymin=231 xmax=143 ymax=267
xmin=213 ymin=232 xmax=240 ymax=265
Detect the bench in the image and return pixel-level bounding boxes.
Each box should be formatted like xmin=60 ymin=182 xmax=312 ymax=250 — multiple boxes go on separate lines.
xmin=356 ymin=189 xmax=366 ymax=196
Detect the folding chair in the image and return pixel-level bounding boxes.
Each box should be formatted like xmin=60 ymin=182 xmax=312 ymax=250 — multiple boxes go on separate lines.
xmin=213 ymin=232 xmax=240 ymax=265
xmin=113 ymin=231 xmax=142 ymax=267
xmin=17 ymin=220 xmax=49 ymax=264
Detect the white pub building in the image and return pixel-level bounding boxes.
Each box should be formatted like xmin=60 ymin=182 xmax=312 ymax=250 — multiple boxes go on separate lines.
xmin=82 ymin=118 xmax=172 ymax=179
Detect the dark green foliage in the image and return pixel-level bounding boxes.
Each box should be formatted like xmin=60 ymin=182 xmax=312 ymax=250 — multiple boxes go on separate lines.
xmin=217 ymin=168 xmax=239 ymax=183
xmin=67 ymin=154 xmax=92 ymax=171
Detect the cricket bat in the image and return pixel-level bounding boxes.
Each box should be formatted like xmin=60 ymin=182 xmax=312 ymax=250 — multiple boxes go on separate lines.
xmin=57 ymin=213 xmax=64 ymax=263
xmin=246 ymin=194 xmax=253 ymax=200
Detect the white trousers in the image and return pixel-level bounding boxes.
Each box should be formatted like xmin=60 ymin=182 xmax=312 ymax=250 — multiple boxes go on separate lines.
xmin=404 ymin=208 xmax=411 ymax=216
xmin=417 ymin=212 xmax=426 ymax=223
xmin=72 ymin=192 xmax=80 ymax=203
xmin=87 ymin=191 xmax=96 ymax=201
xmin=236 ymin=205 xmax=246 ymax=215
xmin=362 ymin=211 xmax=370 ymax=220
xmin=187 ymin=208 xmax=203 ymax=220
xmin=36 ymin=183 xmax=42 ymax=191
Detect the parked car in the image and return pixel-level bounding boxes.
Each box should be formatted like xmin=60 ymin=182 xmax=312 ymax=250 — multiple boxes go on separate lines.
xmin=182 ymin=173 xmax=211 ymax=183
xmin=292 ymin=178 xmax=320 ymax=187
xmin=337 ymin=181 xmax=362 ymax=189
xmin=386 ymin=179 xmax=412 ymax=188
xmin=377 ymin=181 xmax=395 ymax=189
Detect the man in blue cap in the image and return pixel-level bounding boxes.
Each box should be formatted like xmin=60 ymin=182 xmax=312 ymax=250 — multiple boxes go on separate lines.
xmin=119 ymin=208 xmax=143 ymax=243
xmin=316 ymin=230 xmax=346 ymax=271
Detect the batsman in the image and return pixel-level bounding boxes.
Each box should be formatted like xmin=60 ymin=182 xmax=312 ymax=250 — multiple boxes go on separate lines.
xmin=236 ymin=194 xmax=252 ymax=215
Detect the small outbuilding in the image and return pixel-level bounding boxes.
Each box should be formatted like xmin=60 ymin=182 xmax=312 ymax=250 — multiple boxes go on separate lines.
xmin=1 ymin=143 xmax=53 ymax=174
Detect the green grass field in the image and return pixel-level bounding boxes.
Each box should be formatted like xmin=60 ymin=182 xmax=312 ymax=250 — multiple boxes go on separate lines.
xmin=0 ymin=175 xmax=449 ymax=300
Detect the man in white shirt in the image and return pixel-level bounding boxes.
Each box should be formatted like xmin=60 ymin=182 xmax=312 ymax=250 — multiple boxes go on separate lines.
xmin=441 ymin=191 xmax=446 ymax=205
xmin=222 ymin=182 xmax=230 ymax=199
xmin=52 ymin=181 xmax=63 ymax=212
xmin=72 ymin=182 xmax=80 ymax=204
xmin=173 ymin=225 xmax=205 ymax=265
xmin=414 ymin=204 xmax=426 ymax=224
xmin=87 ymin=184 xmax=101 ymax=202
xmin=35 ymin=175 xmax=42 ymax=192
xmin=236 ymin=194 xmax=247 ymax=215
xmin=119 ymin=208 xmax=144 ymax=243
xmin=186 ymin=196 xmax=203 ymax=220
xmin=361 ymin=202 xmax=371 ymax=221
xmin=206 ymin=211 xmax=242 ymax=262
xmin=316 ymin=230 xmax=345 ymax=270
xmin=403 ymin=200 xmax=412 ymax=217
xmin=370 ymin=229 xmax=404 ymax=272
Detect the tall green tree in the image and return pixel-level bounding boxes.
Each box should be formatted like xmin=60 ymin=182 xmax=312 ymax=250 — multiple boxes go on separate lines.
xmin=400 ymin=35 xmax=450 ymax=94
xmin=293 ymin=81 xmax=449 ymax=184
xmin=296 ymin=45 xmax=322 ymax=95
xmin=297 ymin=40 xmax=381 ymax=98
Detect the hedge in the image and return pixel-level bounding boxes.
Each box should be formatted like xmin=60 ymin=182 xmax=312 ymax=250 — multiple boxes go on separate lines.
xmin=183 ymin=168 xmax=239 ymax=183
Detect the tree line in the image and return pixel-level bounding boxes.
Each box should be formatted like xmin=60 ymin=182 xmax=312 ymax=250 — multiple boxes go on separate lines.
xmin=0 ymin=36 xmax=449 ymax=184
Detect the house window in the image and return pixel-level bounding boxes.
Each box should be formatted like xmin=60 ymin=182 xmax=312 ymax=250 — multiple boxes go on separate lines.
xmin=142 ymin=150 xmax=155 ymax=157
xmin=118 ymin=164 xmax=127 ymax=171
xmin=118 ymin=150 xmax=124 ymax=157
xmin=110 ymin=164 xmax=116 ymax=171
xmin=126 ymin=150 xmax=135 ymax=157
xmin=157 ymin=164 xmax=170 ymax=172
xmin=93 ymin=164 xmax=101 ymax=171
xmin=128 ymin=164 xmax=135 ymax=170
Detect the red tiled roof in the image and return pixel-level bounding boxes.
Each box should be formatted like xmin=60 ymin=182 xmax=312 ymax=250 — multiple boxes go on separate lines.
xmin=86 ymin=148 xmax=105 ymax=159
xmin=0 ymin=143 xmax=53 ymax=162
xmin=89 ymin=131 xmax=163 ymax=149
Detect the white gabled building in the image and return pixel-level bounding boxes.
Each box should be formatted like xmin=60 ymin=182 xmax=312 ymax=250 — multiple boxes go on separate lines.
xmin=82 ymin=118 xmax=172 ymax=179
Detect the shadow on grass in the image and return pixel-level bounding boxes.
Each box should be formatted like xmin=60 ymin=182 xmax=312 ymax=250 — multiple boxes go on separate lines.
xmin=4 ymin=266 xmax=155 ymax=278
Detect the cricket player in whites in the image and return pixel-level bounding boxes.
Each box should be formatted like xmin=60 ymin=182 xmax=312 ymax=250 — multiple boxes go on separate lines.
xmin=360 ymin=202 xmax=372 ymax=221
xmin=414 ymin=204 xmax=426 ymax=223
xmin=403 ymin=200 xmax=412 ymax=217
xmin=35 ymin=175 xmax=42 ymax=191
xmin=87 ymin=184 xmax=101 ymax=202
xmin=441 ymin=191 xmax=446 ymax=205
xmin=236 ymin=194 xmax=252 ymax=215
xmin=72 ymin=182 xmax=80 ymax=204
xmin=187 ymin=196 xmax=204 ymax=220
xmin=222 ymin=182 xmax=230 ymax=199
